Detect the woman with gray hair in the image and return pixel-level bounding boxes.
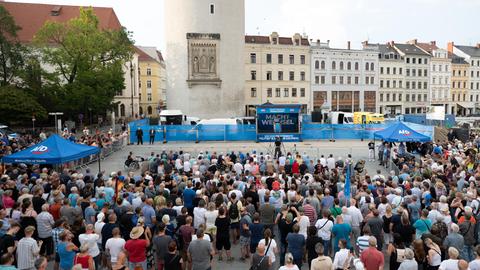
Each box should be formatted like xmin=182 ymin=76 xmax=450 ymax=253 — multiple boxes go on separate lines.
xmin=398 ymin=248 xmax=418 ymax=270
xmin=278 ymin=252 xmax=299 ymax=270
xmin=438 ymin=247 xmax=460 ymax=270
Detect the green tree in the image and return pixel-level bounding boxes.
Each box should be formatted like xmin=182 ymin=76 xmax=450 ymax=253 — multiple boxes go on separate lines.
xmin=0 ymin=5 xmax=26 ymax=86
xmin=34 ymin=7 xmax=133 ymax=119
xmin=0 ymin=85 xmax=47 ymax=125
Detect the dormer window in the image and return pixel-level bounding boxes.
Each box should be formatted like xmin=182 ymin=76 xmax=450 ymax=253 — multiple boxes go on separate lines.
xmin=295 ymin=39 xmax=300 ymax=46
xmin=272 ymin=37 xmax=277 ymax=44
xmin=51 ymin=6 xmax=61 ymax=16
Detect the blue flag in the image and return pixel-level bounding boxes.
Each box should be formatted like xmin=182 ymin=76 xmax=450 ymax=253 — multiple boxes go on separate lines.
xmin=345 ymin=165 xmax=351 ymax=200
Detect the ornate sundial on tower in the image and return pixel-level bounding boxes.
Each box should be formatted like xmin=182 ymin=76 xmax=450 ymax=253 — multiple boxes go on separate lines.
xmin=187 ymin=33 xmax=222 ymax=87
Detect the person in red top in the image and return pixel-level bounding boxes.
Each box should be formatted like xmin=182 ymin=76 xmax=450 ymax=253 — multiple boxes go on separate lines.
xmin=292 ymin=160 xmax=300 ymax=174
xmin=360 ymin=237 xmax=384 ymax=270
xmin=74 ymin=244 xmax=94 ymax=270
xmin=49 ymin=197 xmax=62 ymax=220
xmin=124 ymin=226 xmax=150 ymax=270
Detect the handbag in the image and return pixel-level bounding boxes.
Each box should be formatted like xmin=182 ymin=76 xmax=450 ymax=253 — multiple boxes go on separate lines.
xmin=249 ymin=239 xmax=272 ymax=270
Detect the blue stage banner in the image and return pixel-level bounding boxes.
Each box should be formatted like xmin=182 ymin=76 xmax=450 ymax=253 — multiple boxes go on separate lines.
xmin=257 ymin=134 xmax=301 ymax=142
xmin=257 ymin=112 xmax=300 ymax=134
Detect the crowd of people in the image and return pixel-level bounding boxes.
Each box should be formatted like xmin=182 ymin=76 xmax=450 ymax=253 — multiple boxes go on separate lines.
xmin=1 ymin=128 xmax=480 ymax=270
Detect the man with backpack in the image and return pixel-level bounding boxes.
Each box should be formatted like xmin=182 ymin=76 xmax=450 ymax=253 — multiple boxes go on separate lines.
xmin=227 ymin=193 xmax=242 ymax=245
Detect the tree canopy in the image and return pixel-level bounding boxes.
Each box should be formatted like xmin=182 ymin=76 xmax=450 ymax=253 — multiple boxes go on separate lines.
xmin=34 ymin=7 xmax=134 ymax=120
xmin=0 ymin=5 xmax=25 ymax=86
xmin=0 ymin=85 xmax=47 ymax=125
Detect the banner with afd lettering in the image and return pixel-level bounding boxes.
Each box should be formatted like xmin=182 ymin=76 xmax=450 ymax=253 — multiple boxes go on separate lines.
xmin=256 ymin=104 xmax=301 ymax=142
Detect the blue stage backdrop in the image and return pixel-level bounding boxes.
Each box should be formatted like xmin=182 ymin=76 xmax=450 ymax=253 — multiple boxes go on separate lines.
xmin=256 ymin=104 xmax=301 ymax=142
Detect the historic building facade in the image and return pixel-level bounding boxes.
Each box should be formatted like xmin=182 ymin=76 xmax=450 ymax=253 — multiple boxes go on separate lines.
xmin=413 ymin=40 xmax=451 ymax=113
xmin=392 ymin=42 xmax=431 ymax=114
xmin=244 ymin=32 xmax=310 ymax=116
xmin=366 ymin=42 xmax=406 ymax=115
xmin=311 ymin=40 xmax=379 ymax=113
xmin=450 ymin=53 xmax=470 ymax=115
xmin=451 ymin=42 xmax=480 ymax=114
xmin=136 ymin=46 xmax=167 ymax=117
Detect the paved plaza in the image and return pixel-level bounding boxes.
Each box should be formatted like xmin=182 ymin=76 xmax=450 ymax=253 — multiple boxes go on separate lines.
xmin=96 ymin=140 xmax=388 ymax=176
xmin=86 ymin=140 xmax=391 ymax=270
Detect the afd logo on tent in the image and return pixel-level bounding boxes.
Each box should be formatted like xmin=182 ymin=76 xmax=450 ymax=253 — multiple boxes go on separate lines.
xmin=31 ymin=145 xmax=49 ymax=154
xmin=398 ymin=130 xmax=411 ymax=136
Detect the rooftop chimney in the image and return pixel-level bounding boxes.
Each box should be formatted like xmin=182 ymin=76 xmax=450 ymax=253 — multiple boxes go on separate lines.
xmin=390 ymin=40 xmax=395 ymax=46
xmin=477 ymin=43 xmax=480 ymax=49
xmin=447 ymin=42 xmax=454 ymax=53
xmin=347 ymin=41 xmax=351 ymax=50
xmin=430 ymin=41 xmax=436 ymax=46
xmin=317 ymin=39 xmax=320 ymax=45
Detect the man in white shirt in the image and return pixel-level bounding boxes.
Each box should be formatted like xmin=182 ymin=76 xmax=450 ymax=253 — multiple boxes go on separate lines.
xmin=319 ymin=155 xmax=327 ymax=168
xmin=347 ymin=199 xmax=363 ymax=247
xmin=79 ymin=224 xmax=100 ymax=269
xmin=327 ymin=154 xmax=336 ymax=170
xmin=105 ymin=227 xmax=126 ymax=266
xmin=315 ymin=210 xmax=333 ymax=256
xmin=279 ymin=154 xmax=286 ymax=165
xmin=233 ymin=162 xmax=243 ymax=176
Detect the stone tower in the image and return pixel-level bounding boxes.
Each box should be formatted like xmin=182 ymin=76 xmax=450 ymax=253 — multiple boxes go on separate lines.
xmin=165 ymin=0 xmax=245 ymax=118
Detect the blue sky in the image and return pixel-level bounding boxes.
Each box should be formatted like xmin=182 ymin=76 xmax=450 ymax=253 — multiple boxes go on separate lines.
xmin=7 ymin=0 xmax=480 ymax=53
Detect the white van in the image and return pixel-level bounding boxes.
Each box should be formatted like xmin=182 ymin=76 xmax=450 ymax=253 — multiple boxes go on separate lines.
xmin=195 ymin=118 xmax=242 ymax=126
xmin=159 ymin=110 xmax=199 ymax=125
xmin=328 ymin=112 xmax=354 ymax=124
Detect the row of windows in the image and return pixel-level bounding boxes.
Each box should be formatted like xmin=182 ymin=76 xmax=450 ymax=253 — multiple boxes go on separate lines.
xmin=406 ymin=81 xmax=428 ymax=90
xmin=452 ymin=81 xmax=467 ymax=89
xmin=472 ymin=60 xmax=480 ymax=66
xmin=314 ymin=60 xmax=375 ymax=71
xmin=250 ymin=87 xmax=306 ymax=98
xmin=470 ymin=70 xmax=480 ymax=78
xmin=250 ymin=70 xmax=306 ymax=81
xmin=406 ymin=68 xmax=428 ymax=77
xmin=380 ymin=67 xmax=403 ymax=75
xmin=432 ymin=77 xmax=449 ymax=85
xmin=313 ymin=75 xmax=374 ymax=85
xmin=431 ymin=90 xmax=449 ymax=100
xmin=432 ymin=64 xmax=449 ymax=72
xmin=452 ymin=93 xmax=480 ymax=102
xmin=406 ymin=57 xmax=428 ymax=65
xmin=380 ymin=80 xmax=403 ymax=88
xmin=380 ymin=93 xmax=428 ymax=102
xmin=250 ymin=53 xmax=306 ymax=65
xmin=440 ymin=69 xmax=480 ymax=78
xmin=138 ymin=68 xmax=152 ymax=76
xmin=139 ymin=93 xmax=153 ymax=101
xmin=453 ymin=70 xmax=468 ymax=77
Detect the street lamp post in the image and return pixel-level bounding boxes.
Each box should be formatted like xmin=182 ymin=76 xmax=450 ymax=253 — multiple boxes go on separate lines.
xmin=48 ymin=112 xmax=63 ymax=134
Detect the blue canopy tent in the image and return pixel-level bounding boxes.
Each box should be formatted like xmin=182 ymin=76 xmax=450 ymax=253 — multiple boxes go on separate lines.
xmin=374 ymin=122 xmax=431 ymax=142
xmin=1 ymin=134 xmax=100 ymax=168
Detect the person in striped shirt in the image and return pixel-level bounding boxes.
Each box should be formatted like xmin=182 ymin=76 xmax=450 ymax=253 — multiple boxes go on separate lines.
xmin=356 ymin=225 xmax=373 ymax=256
xmin=51 ymin=219 xmax=66 ymax=270
xmin=16 ymin=226 xmax=42 ymax=270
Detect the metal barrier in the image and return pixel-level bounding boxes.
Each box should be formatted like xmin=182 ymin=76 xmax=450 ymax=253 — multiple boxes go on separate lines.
xmin=128 ymin=122 xmax=434 ymax=143
xmin=72 ymin=134 xmax=128 ymax=170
